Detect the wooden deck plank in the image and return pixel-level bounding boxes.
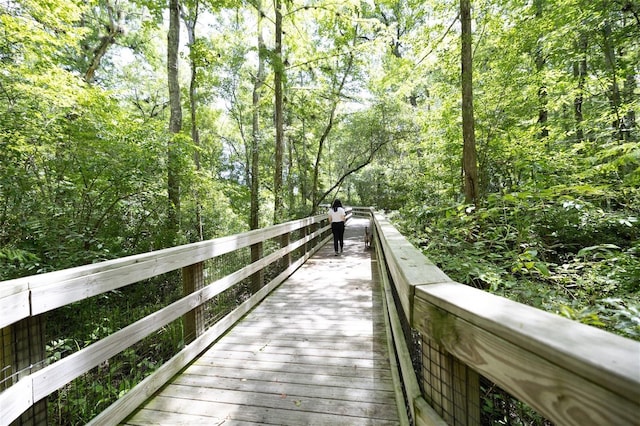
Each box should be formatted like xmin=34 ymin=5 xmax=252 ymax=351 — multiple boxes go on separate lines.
xmin=185 ymin=361 xmax=395 ymax=387
xmin=154 ymin=385 xmax=398 ymax=419
xmin=214 ymin=334 xmax=387 ymax=353
xmin=197 ymin=349 xmax=386 ymax=368
xmin=208 ymin=340 xmax=390 ymax=360
xmin=171 ymin=374 xmax=396 ymax=404
xmin=126 ymin=397 xmax=400 ymax=426
xmin=124 ymin=217 xmax=400 ymax=425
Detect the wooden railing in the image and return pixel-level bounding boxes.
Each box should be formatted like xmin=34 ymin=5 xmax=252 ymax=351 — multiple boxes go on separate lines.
xmin=3 ymin=206 xmax=637 ymax=426
xmin=370 ymin=209 xmax=640 ymax=426
xmin=0 ymin=213 xmax=341 ymax=425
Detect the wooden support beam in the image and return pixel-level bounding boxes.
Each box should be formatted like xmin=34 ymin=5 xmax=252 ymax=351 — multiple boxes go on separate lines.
xmin=250 ymin=242 xmax=264 ymax=294
xmin=183 ymin=262 xmax=205 ymax=344
xmin=280 ymin=233 xmax=291 ymax=268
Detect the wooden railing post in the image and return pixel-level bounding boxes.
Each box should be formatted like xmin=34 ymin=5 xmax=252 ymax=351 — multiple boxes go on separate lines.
xmin=281 ymin=233 xmax=291 ymax=267
xmin=302 ymin=224 xmax=308 ymax=255
xmin=182 ymin=262 xmax=205 ymax=344
xmin=2 ymin=316 xmax=49 ymax=425
xmin=250 ymin=242 xmax=264 ymax=293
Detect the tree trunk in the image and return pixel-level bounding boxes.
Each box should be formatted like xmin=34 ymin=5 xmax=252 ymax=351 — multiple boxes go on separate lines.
xmin=287 ymin=131 xmax=295 ymax=213
xmin=534 ymin=0 xmax=548 ymax=139
xmin=573 ymin=33 xmax=587 ymax=142
xmin=460 ymin=0 xmax=479 ymax=205
xmin=84 ymin=0 xmax=124 ymax=83
xmin=167 ymin=0 xmax=182 ymax=239
xmin=250 ymin=1 xmax=266 ymax=293
xmin=251 ymin=3 xmax=265 ymax=232
xmin=602 ymin=19 xmax=623 ymax=141
xmin=273 ymin=0 xmax=285 ymax=224
xmin=622 ymin=71 xmax=636 ymax=141
xmin=183 ymin=2 xmax=203 ymax=241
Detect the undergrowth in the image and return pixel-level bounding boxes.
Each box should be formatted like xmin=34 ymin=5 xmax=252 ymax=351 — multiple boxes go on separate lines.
xmin=396 ymin=188 xmax=640 ymax=341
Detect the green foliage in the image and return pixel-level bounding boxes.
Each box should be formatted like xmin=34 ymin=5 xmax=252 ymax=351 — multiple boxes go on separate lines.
xmin=0 ymin=0 xmax=252 ymax=279
xmin=481 ymin=378 xmax=552 ymax=426
xmin=46 ymin=275 xmax=184 ymax=424
xmin=397 ymin=188 xmax=640 ymax=340
xmin=0 ymin=247 xmax=41 ymax=277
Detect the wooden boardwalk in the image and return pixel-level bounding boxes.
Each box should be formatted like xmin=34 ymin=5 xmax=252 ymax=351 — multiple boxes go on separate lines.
xmin=123 ymin=218 xmax=401 ymax=425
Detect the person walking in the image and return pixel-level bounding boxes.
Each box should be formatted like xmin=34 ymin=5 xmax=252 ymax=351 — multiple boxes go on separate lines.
xmin=328 ymin=199 xmax=346 ymax=256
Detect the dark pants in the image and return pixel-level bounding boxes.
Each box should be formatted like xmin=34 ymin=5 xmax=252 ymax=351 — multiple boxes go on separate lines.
xmin=331 ymin=221 xmax=345 ymax=252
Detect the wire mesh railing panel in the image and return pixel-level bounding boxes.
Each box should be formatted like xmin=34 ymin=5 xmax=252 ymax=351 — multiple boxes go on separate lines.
xmin=480 ymin=376 xmax=554 ymax=426
xmin=205 ymin=246 xmax=251 ymax=281
xmin=0 ymin=326 xmax=11 ymax=391
xmin=48 ymin=316 xmax=184 ymax=425
xmin=201 ymin=279 xmax=253 ymax=330
xmin=419 ymin=335 xmax=482 ymax=425
xmin=42 ymin=272 xmax=184 ymax=425
xmin=420 ymin=336 xmax=454 ymax=422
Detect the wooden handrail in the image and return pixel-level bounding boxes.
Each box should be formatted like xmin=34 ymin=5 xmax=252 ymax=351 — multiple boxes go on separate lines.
xmin=0 ymin=214 xmax=333 ymax=425
xmin=2 ymin=215 xmax=332 ymax=328
xmin=372 ymin=212 xmax=640 ymax=426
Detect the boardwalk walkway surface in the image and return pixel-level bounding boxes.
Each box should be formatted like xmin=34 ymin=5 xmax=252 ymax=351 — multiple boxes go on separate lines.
xmin=123 ymin=217 xmax=401 ymax=425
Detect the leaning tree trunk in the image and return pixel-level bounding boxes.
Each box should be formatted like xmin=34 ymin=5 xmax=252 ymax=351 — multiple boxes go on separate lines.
xmin=310 ymin=54 xmax=353 ymax=214
xmin=167 ymin=0 xmax=182 ymax=240
xmin=84 ymin=0 xmax=124 ymax=83
xmin=460 ymin=0 xmax=479 ymax=205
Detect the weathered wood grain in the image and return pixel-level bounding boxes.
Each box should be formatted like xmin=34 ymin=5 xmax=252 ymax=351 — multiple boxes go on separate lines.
xmin=413 ymin=286 xmax=640 ymax=426
xmin=373 ymin=211 xmax=640 ymax=426
xmin=126 ymin=398 xmax=400 ymax=426
xmin=0 ymin=377 xmax=32 ymax=426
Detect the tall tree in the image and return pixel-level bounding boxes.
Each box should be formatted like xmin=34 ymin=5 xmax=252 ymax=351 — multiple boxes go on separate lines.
xmin=249 ymin=0 xmax=267 ymax=291
xmin=273 ymin=0 xmax=285 ymax=223
xmin=167 ymin=0 xmax=182 ymax=239
xmin=460 ymin=0 xmax=478 ymax=204
xmin=251 ymin=1 xmax=266 ymax=231
xmin=182 ymin=0 xmax=204 ymax=241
